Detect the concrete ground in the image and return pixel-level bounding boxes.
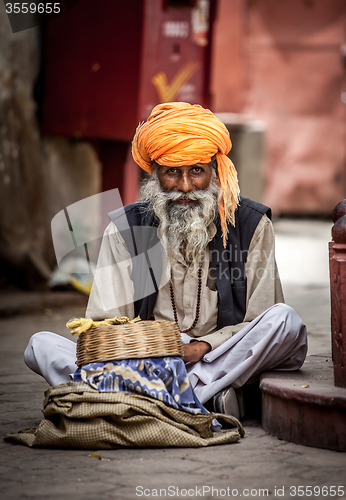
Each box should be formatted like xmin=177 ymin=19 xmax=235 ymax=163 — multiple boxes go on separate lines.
xmin=274 ymin=218 xmax=332 ymax=355
xmin=1 ymin=219 xmax=345 ymax=500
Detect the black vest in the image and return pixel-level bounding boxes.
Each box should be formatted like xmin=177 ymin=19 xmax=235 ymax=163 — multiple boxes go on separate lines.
xmin=108 ymin=197 xmax=271 ymax=329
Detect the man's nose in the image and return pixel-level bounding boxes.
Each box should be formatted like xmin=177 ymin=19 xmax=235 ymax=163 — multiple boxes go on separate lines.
xmin=177 ymin=172 xmax=192 ymax=192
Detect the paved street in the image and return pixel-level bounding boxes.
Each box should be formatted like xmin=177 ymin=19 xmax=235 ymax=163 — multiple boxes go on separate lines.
xmin=1 ymin=219 xmax=345 ymax=500
xmin=274 ymin=218 xmax=332 ymax=355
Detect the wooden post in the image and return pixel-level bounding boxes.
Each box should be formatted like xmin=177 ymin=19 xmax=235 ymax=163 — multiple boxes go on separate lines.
xmin=330 ymin=200 xmax=346 ymax=388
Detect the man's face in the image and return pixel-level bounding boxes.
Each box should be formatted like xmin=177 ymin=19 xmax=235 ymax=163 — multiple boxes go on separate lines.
xmin=156 ymin=164 xmax=213 ymax=205
xmin=141 ymin=160 xmax=218 ymax=270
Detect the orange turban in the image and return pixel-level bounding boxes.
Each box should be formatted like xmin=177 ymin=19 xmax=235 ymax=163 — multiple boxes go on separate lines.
xmin=132 ymin=102 xmax=239 ymax=246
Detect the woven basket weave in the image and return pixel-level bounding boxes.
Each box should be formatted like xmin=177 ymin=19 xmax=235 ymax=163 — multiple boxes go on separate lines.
xmin=76 ymin=320 xmax=182 ymax=366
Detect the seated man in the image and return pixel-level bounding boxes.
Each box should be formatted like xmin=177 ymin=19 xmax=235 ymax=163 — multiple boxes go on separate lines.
xmin=24 ymin=102 xmax=307 ymax=418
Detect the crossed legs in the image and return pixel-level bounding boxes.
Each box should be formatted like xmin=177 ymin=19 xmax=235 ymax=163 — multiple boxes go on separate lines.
xmin=24 ymin=303 xmax=307 ymax=403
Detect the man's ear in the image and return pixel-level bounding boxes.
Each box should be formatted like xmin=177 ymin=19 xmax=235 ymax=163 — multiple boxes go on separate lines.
xmin=151 ymin=161 xmax=159 ymax=178
xmin=210 ymin=155 xmax=217 ymax=175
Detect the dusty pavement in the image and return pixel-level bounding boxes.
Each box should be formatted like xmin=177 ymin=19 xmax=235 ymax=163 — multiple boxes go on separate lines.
xmin=1 ymin=220 xmax=346 ymax=500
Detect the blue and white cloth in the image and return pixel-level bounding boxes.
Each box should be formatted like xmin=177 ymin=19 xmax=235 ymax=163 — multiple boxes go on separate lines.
xmin=73 ymin=356 xmax=208 ymax=415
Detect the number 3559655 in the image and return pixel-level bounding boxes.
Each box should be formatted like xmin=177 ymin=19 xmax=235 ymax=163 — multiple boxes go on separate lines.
xmin=6 ymin=3 xmax=61 ymax=14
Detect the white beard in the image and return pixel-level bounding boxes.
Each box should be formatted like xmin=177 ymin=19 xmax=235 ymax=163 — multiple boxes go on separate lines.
xmin=140 ymin=171 xmax=218 ymax=274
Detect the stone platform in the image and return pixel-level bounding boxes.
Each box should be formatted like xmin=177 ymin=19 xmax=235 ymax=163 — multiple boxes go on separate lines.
xmin=0 ymin=289 xmax=88 ymax=317
xmin=260 ymin=354 xmax=346 ymax=451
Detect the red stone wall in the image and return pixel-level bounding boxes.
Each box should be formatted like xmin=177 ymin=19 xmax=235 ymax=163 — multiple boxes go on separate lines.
xmin=211 ymin=0 xmax=245 ymax=113
xmin=212 ymin=0 xmax=346 ymax=215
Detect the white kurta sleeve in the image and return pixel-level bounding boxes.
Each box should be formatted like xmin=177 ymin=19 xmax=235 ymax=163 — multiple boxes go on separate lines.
xmin=85 ymin=222 xmax=135 ymax=320
xmin=192 ymin=214 xmax=284 ymax=351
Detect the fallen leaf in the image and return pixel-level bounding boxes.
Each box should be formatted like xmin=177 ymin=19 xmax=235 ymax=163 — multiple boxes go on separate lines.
xmin=301 ymin=385 xmax=309 ymax=388
xmin=88 ymin=454 xmax=102 ymax=459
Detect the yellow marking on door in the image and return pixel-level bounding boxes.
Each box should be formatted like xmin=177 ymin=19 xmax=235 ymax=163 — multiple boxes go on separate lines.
xmin=151 ymin=61 xmax=201 ymax=103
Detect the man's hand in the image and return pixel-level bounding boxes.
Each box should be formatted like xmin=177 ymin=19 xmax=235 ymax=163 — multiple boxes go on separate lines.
xmin=182 ymin=341 xmax=211 ymax=363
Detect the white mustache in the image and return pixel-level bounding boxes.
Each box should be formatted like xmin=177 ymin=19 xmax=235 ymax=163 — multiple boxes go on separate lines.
xmin=161 ymin=190 xmax=209 ymax=202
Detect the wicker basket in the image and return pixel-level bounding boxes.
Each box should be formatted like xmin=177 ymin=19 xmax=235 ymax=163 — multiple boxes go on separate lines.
xmin=76 ymin=320 xmax=182 ymax=366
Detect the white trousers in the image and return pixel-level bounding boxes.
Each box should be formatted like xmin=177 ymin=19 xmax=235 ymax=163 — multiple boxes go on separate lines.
xmin=24 ymin=303 xmax=307 ymax=403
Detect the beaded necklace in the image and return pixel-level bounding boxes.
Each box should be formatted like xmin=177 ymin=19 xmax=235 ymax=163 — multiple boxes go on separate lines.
xmin=169 ymin=267 xmax=202 ymax=333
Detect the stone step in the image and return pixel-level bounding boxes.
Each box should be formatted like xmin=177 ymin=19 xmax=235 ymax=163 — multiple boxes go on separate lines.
xmin=0 ymin=290 xmax=88 ymax=317
xmin=260 ymin=353 xmax=346 ymax=451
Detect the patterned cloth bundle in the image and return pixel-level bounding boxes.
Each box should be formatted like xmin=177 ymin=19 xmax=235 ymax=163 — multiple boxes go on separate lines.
xmin=67 ymin=317 xmax=209 ymax=416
